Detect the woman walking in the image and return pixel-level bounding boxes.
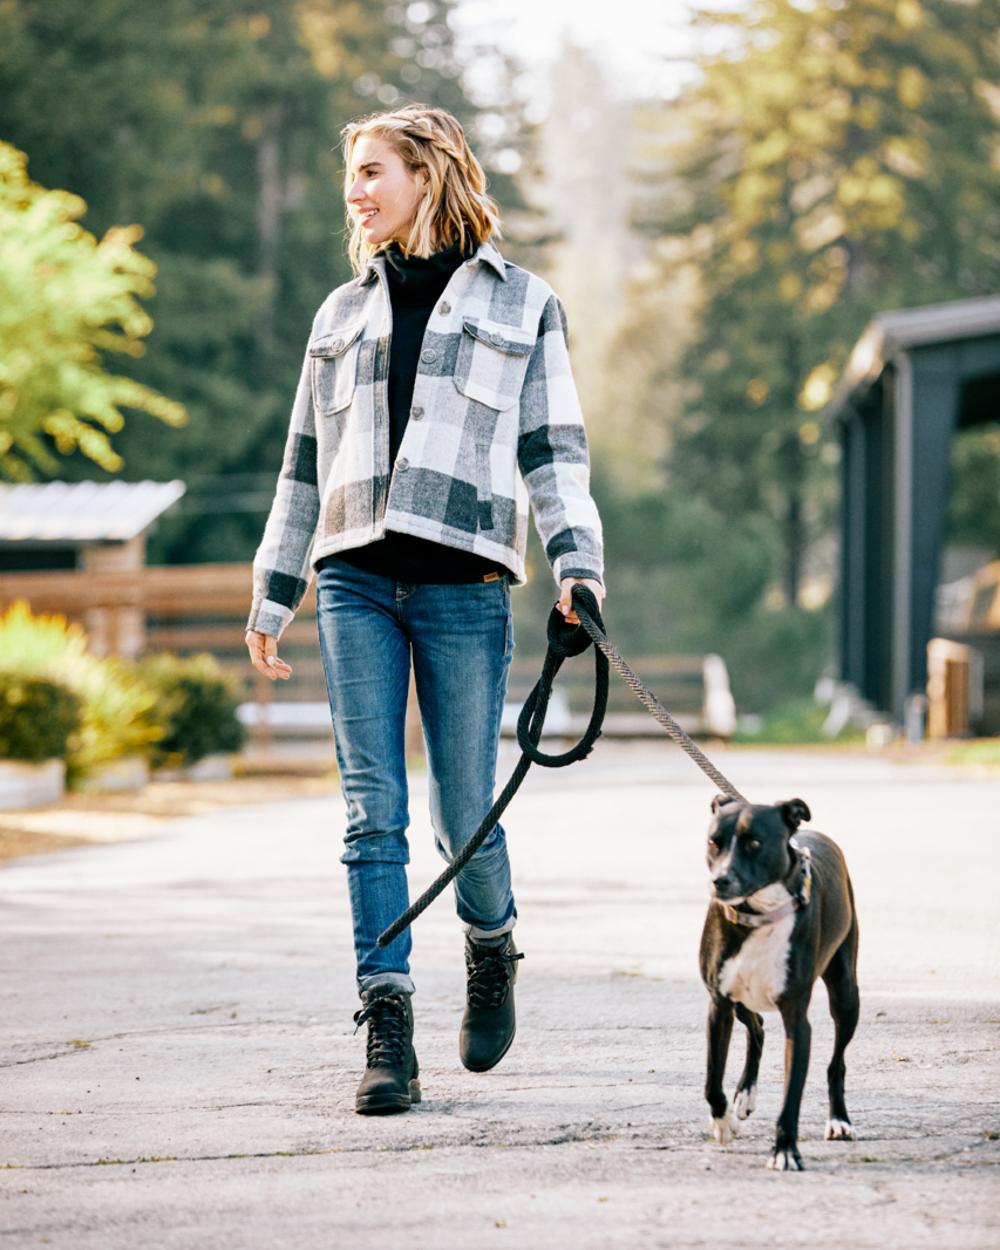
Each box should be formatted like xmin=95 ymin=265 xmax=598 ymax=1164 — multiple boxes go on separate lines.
xmin=245 ymin=104 xmax=605 ymax=1114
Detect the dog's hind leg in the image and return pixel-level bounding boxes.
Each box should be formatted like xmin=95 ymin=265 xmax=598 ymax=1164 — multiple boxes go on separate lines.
xmin=732 ymin=1003 xmax=764 ymax=1120
xmin=822 ymin=920 xmax=860 ymax=1141
xmin=705 ymin=995 xmax=738 ymax=1144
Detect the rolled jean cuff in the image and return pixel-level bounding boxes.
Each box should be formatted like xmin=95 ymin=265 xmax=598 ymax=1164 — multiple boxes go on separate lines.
xmin=358 ymin=971 xmax=415 ymax=999
xmin=465 ymin=915 xmax=516 ymax=942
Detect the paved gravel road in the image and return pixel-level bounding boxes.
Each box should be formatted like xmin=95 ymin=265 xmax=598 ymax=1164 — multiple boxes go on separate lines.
xmin=2 ymin=744 xmax=998 ymax=1249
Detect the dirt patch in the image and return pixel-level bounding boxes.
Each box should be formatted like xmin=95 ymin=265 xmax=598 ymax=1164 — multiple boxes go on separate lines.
xmin=0 ymin=767 xmax=340 ymax=865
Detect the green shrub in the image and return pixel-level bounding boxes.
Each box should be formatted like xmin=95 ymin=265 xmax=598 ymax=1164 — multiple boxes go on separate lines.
xmin=0 ymin=672 xmax=84 ymax=762
xmin=135 ymin=652 xmax=246 ymax=769
xmin=732 ymin=696 xmax=864 ymax=745
xmin=0 ymin=599 xmax=163 ymax=785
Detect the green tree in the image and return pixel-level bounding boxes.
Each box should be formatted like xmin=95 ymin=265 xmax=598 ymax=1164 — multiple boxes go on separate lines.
xmin=0 ymin=141 xmax=186 ymax=481
xmin=635 ymin=0 xmax=1000 ymax=602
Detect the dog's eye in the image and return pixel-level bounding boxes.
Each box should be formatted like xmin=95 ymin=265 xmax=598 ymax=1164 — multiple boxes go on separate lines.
xmin=747 ymin=838 xmax=761 ymax=851
xmin=707 ymin=837 xmax=719 ymax=852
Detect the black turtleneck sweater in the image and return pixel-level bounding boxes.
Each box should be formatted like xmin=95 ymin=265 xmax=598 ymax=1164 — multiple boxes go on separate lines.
xmin=328 ymin=236 xmax=506 ymax=584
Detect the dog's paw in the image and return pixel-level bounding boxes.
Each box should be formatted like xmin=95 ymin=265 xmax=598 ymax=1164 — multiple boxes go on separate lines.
xmin=733 ymin=1085 xmax=757 ymax=1120
xmin=825 ymin=1117 xmax=855 ymax=1141
xmin=766 ymin=1147 xmax=804 ymax=1172
xmin=710 ymin=1109 xmax=738 ymax=1146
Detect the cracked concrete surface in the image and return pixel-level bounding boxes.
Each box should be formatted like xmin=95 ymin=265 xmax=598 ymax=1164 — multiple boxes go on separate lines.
xmin=1 ymin=743 xmax=998 ymax=1248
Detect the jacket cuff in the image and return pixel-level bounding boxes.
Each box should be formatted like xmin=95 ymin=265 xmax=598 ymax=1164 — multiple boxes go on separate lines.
xmin=246 ymin=599 xmax=290 ymax=639
xmin=552 ymin=559 xmax=604 ymax=589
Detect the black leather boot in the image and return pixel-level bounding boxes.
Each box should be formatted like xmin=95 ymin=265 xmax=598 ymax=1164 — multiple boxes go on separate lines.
xmin=353 ymin=989 xmax=420 ymax=1114
xmin=459 ymin=933 xmax=524 ymax=1072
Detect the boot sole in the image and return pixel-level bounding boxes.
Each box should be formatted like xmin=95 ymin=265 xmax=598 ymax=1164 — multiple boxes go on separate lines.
xmin=355 ymin=1078 xmax=421 ymax=1115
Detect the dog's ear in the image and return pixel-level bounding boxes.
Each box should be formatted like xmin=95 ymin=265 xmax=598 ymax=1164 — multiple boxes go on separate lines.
xmin=711 ymin=794 xmax=738 ymax=814
xmin=779 ymin=798 xmax=811 ymax=829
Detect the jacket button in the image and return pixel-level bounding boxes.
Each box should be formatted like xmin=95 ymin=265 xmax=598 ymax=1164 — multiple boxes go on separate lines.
xmin=411 ymin=406 xmax=424 ymax=420
xmin=397 ymin=457 xmax=409 ymax=471
xmin=489 ymin=332 xmax=502 ymax=344
xmin=332 ymin=339 xmax=343 ymax=351
xmin=439 ymin=301 xmax=451 ymax=315
xmin=420 ymin=348 xmax=437 ymax=363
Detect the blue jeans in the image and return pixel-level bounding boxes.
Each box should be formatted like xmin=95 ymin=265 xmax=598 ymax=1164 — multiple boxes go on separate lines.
xmin=315 ymin=557 xmax=517 ymax=999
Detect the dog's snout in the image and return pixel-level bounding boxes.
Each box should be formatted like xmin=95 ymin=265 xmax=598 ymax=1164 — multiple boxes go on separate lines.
xmin=713 ymin=873 xmax=736 ymax=897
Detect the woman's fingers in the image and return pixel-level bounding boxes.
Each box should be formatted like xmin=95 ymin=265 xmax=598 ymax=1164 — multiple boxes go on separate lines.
xmin=556 ymin=577 xmax=605 ymax=625
xmin=244 ymin=629 xmax=293 ymax=680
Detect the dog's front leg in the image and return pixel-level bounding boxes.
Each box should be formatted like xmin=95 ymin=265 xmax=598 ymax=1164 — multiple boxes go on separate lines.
xmin=733 ymin=1002 xmax=764 ymax=1119
xmin=705 ymin=994 xmax=737 ymax=1145
xmin=768 ymin=999 xmax=812 ymax=1171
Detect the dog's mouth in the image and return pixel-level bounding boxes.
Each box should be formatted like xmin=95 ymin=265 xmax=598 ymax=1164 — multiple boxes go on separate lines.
xmin=711 ymin=882 xmax=746 ymax=903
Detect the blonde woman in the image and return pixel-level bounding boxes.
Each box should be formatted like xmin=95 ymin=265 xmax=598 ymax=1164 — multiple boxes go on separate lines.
xmin=245 ymin=104 xmax=605 ymax=1115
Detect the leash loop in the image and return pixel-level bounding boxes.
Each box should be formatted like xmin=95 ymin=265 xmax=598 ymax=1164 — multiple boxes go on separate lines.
xmin=515 ymin=592 xmax=608 ymax=767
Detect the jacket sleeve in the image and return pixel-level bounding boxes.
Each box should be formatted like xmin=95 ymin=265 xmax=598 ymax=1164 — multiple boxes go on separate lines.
xmin=245 ymin=342 xmax=320 ymax=639
xmin=517 ymin=292 xmax=604 ymax=588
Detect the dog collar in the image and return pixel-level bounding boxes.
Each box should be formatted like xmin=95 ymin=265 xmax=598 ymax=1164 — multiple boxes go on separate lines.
xmin=718 ymin=847 xmax=812 ymax=929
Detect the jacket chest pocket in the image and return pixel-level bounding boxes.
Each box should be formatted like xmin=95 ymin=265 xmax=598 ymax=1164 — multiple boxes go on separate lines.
xmin=453 ymin=317 xmax=535 ymax=412
xmin=310 ymin=323 xmax=366 ymax=415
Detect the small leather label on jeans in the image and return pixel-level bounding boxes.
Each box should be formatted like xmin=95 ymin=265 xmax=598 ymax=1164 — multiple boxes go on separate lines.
xmin=483 ymin=571 xmax=500 ymax=582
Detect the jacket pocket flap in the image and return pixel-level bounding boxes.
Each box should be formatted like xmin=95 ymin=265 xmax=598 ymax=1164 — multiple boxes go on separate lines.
xmin=309 ymin=322 xmax=365 ymax=358
xmin=461 ymin=318 xmax=534 ymax=356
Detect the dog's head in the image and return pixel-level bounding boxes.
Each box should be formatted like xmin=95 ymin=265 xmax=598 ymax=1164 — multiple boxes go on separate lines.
xmin=706 ymin=795 xmax=811 ymax=903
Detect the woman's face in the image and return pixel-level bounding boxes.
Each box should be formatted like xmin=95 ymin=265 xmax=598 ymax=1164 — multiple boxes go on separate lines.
xmin=345 ymin=134 xmax=429 ymax=250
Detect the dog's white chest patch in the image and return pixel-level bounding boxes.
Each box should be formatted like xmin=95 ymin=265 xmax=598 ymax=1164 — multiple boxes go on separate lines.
xmin=718 ymin=910 xmax=794 ymax=1014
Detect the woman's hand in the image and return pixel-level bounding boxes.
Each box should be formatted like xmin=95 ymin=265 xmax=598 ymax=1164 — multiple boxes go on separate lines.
xmin=556 ymin=577 xmax=606 ymax=626
xmin=245 ymin=629 xmax=293 ymax=681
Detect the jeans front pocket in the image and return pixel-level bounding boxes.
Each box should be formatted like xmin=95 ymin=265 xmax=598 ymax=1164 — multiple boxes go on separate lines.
xmin=310 ymin=322 xmax=366 ymax=415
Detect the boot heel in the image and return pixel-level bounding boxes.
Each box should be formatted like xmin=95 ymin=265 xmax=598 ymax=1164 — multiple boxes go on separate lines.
xmin=408 ymin=1078 xmax=422 ymax=1104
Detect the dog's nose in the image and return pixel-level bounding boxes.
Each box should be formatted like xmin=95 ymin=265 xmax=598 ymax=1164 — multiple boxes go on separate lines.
xmin=713 ymin=874 xmax=735 ymax=896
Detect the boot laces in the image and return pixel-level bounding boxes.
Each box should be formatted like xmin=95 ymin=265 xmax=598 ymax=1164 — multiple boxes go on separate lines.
xmin=466 ymin=944 xmax=524 ymax=1011
xmin=352 ymin=994 xmax=409 ymax=1068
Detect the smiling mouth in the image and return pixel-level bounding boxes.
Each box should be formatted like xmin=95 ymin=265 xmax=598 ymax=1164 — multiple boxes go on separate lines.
xmin=360 ymin=209 xmax=379 ymax=224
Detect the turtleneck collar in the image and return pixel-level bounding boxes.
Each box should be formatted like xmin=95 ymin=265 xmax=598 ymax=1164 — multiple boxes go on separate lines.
xmin=382 ymin=235 xmax=477 ymax=305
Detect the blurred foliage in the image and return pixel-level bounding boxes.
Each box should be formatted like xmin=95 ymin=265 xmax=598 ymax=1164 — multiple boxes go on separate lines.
xmin=0 ymin=671 xmax=84 ymax=762
xmin=948 ymin=424 xmax=1000 ymax=552
xmin=731 ymin=696 xmax=864 ymax=745
xmin=0 ymin=0 xmax=536 ymax=562
xmin=134 ymin=652 xmax=247 ymax=769
xmin=0 ymin=140 xmax=187 ymax=480
xmin=0 ymin=599 xmax=163 ymax=784
xmin=626 ymin=0 xmax=1000 ymax=606
xmin=0 ymin=600 xmax=246 ymax=778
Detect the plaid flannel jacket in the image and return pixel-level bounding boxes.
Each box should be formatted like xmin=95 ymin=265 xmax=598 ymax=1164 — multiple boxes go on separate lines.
xmin=246 ymin=237 xmax=604 ymax=638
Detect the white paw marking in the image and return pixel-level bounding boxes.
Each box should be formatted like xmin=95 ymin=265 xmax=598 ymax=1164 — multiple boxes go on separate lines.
xmin=733 ymin=1085 xmax=757 ymax=1119
xmin=711 ymin=1109 xmax=738 ymax=1146
xmin=767 ymin=1149 xmax=804 ymax=1172
xmin=825 ymin=1117 xmax=855 ymax=1141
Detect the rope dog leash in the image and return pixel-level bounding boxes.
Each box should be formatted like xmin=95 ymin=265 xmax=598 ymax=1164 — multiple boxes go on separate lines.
xmin=376 ymin=585 xmax=745 ymax=948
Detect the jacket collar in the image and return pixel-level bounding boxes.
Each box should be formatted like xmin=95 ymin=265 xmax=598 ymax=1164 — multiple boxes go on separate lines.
xmin=358 ymin=236 xmax=506 ymax=286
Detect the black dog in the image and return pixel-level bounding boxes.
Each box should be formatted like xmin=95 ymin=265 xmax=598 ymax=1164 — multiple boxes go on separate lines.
xmin=699 ymin=796 xmax=860 ymax=1170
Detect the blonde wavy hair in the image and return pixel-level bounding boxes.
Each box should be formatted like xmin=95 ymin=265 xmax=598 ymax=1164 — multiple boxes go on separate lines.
xmin=340 ymin=103 xmax=502 ymax=277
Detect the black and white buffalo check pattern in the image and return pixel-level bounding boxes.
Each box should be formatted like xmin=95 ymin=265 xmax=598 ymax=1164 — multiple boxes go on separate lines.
xmin=247 ymin=238 xmax=604 ymax=638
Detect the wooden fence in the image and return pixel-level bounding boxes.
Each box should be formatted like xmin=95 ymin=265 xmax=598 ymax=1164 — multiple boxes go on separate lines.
xmin=0 ymin=563 xmax=727 ymax=747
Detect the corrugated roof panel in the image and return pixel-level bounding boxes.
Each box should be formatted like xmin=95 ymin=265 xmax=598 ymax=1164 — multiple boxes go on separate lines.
xmin=0 ymin=480 xmax=186 ymax=542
